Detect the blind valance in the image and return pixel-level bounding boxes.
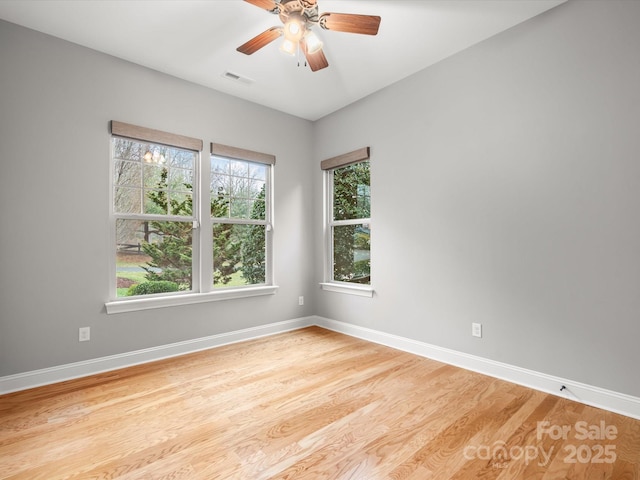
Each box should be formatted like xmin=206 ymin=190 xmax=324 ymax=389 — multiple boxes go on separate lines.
xmin=111 ymin=121 xmax=203 ymax=152
xmin=211 ymin=143 xmax=276 ymax=165
xmin=320 ymin=147 xmax=370 ymax=170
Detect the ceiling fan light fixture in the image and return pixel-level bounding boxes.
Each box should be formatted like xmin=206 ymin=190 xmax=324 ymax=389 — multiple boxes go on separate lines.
xmin=284 ymin=19 xmax=303 ymax=41
xmin=280 ymin=38 xmax=297 ymax=56
xmin=304 ymin=30 xmax=323 ymax=54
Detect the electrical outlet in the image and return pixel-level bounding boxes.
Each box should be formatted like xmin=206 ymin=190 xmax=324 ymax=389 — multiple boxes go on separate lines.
xmin=79 ymin=327 xmax=91 ymax=342
xmin=472 ymin=323 xmax=482 ymax=338
xmin=298 ymin=296 xmax=304 ymax=306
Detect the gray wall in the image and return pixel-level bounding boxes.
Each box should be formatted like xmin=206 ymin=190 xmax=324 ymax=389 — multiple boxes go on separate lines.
xmin=314 ymin=0 xmax=640 ymax=397
xmin=0 ymin=20 xmax=315 ymax=376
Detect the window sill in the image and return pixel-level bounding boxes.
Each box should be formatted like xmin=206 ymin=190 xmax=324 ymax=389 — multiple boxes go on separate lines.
xmin=105 ymin=285 xmax=279 ymax=314
xmin=319 ymin=282 xmax=374 ymax=298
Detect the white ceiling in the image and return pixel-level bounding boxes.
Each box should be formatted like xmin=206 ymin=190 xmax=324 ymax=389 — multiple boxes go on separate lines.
xmin=0 ymin=0 xmax=566 ymax=121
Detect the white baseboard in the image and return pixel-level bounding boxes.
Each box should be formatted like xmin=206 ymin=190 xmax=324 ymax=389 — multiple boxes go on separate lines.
xmin=314 ymin=316 xmax=640 ymax=421
xmin=0 ymin=317 xmax=315 ymax=395
xmin=3 ymin=315 xmax=639 ymax=421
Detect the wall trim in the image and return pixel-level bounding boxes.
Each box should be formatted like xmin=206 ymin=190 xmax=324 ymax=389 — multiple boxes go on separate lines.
xmin=2 ymin=315 xmax=639 ymax=421
xmin=313 ymin=316 xmax=640 ymax=421
xmin=0 ymin=317 xmax=315 ymax=395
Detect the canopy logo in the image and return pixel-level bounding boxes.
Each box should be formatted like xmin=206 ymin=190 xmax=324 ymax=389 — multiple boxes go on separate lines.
xmin=463 ymin=441 xmax=553 ymax=469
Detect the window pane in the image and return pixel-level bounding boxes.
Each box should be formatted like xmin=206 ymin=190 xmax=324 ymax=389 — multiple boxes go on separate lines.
xmin=213 ymin=224 xmax=266 ymax=288
xmin=249 ymin=180 xmax=265 ymax=198
xmin=230 ymin=159 xmax=249 ymax=178
xmin=116 ymin=218 xmax=193 ymax=297
xmin=143 ymin=190 xmax=168 ymax=215
xmin=143 ymin=163 xmax=165 ymax=188
xmin=230 ymin=176 xmax=249 ymax=198
xmin=113 ymin=138 xmax=145 ymax=162
xmin=113 ymin=157 xmax=142 ymax=214
xmin=230 ymin=198 xmax=250 ymax=218
xmin=114 ymin=186 xmax=142 ymax=214
xmin=211 ymin=156 xmax=229 ymax=175
xmin=211 ymin=194 xmax=230 ymax=218
xmin=114 ymin=160 xmax=141 ymax=187
xmin=168 ymin=167 xmax=193 ymax=191
xmin=249 ymin=198 xmax=266 ymax=221
xmin=211 ymin=156 xmax=268 ymax=220
xmin=168 ymin=149 xmax=195 ymax=169
xmin=211 ymin=175 xmax=229 ymax=203
xmin=250 ymin=183 xmax=266 ymax=220
xmin=333 ymin=223 xmax=370 ymax=284
xmin=333 ymin=162 xmax=370 ymax=221
xmin=168 ymin=192 xmax=193 ymax=216
xmin=249 ymin=163 xmax=267 ymax=181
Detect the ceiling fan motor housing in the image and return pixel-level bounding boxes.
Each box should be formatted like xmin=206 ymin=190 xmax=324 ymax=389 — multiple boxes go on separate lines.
xmin=278 ymin=0 xmax=319 ymax=25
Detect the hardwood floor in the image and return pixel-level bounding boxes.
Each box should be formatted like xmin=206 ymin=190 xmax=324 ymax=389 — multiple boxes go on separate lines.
xmin=1 ymin=327 xmax=638 ymax=479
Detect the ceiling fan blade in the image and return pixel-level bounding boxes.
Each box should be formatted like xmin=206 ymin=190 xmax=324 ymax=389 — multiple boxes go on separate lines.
xmin=237 ymin=27 xmax=282 ymax=55
xmin=243 ymin=0 xmax=279 ymax=12
xmin=301 ymin=40 xmax=329 ymax=72
xmin=319 ymin=13 xmax=381 ymax=35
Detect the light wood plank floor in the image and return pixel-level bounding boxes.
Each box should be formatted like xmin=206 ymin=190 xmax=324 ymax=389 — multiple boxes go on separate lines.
xmin=1 ymin=327 xmax=639 ymax=479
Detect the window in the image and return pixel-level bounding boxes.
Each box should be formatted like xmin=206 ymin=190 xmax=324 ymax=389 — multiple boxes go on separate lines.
xmin=321 ymin=147 xmax=372 ymax=296
xmin=111 ymin=122 xmax=200 ymax=299
xmin=107 ymin=122 xmax=276 ymax=313
xmin=210 ymin=143 xmax=273 ymax=289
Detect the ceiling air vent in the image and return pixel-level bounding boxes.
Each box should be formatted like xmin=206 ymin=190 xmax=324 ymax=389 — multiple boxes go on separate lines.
xmin=222 ymin=71 xmax=254 ymax=86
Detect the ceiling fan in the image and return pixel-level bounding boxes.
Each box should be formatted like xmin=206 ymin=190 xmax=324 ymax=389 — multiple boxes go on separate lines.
xmin=237 ymin=0 xmax=381 ymax=72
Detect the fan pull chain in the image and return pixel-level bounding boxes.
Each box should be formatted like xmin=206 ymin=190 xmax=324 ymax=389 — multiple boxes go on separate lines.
xmin=296 ymin=44 xmax=307 ymax=68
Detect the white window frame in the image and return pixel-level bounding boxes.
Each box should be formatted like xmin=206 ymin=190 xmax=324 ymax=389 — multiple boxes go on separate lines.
xmin=209 ymin=143 xmax=275 ymax=291
xmin=105 ymin=123 xmax=277 ymax=314
xmin=320 ymin=147 xmax=374 ymax=297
